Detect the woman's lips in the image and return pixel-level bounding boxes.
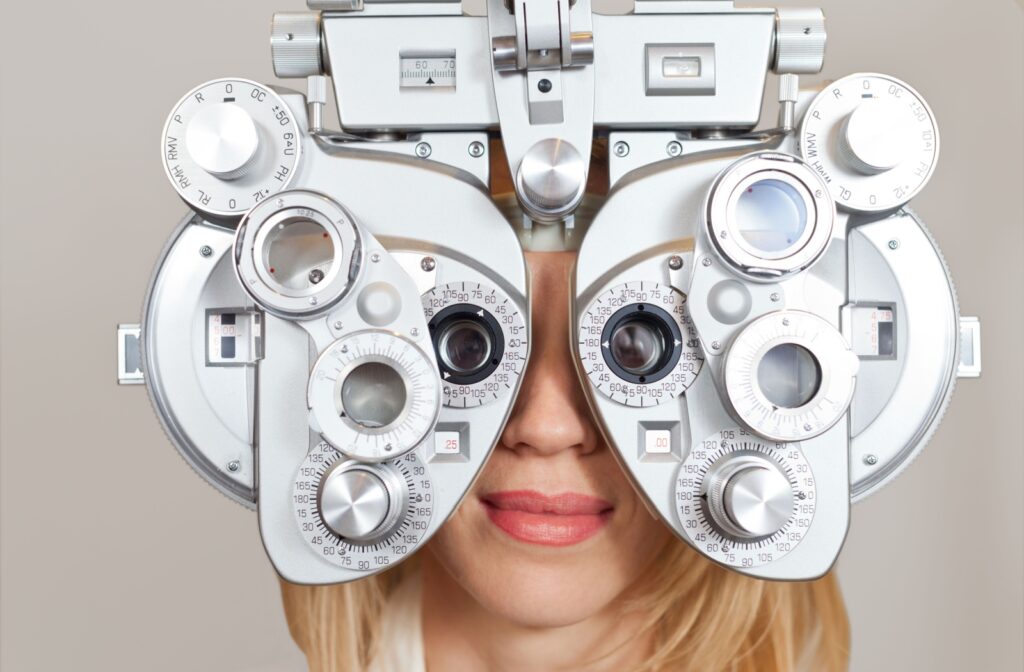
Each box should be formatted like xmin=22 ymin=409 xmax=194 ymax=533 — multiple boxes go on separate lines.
xmin=480 ymin=490 xmax=614 ymax=547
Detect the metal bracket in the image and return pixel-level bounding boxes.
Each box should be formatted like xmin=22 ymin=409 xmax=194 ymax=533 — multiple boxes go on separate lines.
xmin=957 ymin=316 xmax=982 ymax=378
xmin=487 ymin=0 xmax=595 ymax=224
xmin=117 ymin=324 xmax=145 ymax=385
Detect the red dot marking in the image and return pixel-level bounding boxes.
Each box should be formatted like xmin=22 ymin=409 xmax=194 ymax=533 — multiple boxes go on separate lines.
xmin=270 ymin=267 xmax=276 ymax=273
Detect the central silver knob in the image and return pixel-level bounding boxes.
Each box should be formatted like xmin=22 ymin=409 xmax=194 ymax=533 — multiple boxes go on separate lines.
xmin=318 ymin=465 xmax=391 ymax=541
xmin=707 ymin=455 xmax=794 ymax=539
xmin=838 ymin=99 xmax=913 ymax=175
xmin=515 ymin=139 xmax=587 ymax=222
xmin=186 ymin=103 xmax=260 ymax=180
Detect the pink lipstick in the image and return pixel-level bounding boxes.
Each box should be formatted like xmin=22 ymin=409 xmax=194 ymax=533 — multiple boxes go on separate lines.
xmin=480 ymin=490 xmax=613 ymax=547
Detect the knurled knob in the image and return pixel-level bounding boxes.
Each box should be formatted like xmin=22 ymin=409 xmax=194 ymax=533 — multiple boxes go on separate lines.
xmin=773 ymin=8 xmax=827 ymax=75
xmin=318 ymin=465 xmax=392 ymax=541
xmin=185 ymin=103 xmax=260 ymax=180
xmin=272 ymin=12 xmax=323 ymax=78
xmin=707 ymin=455 xmax=794 ymax=539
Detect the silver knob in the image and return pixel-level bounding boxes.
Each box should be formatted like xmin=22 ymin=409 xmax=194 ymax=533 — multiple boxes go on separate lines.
xmin=838 ymin=99 xmax=915 ymax=175
xmin=773 ymin=8 xmax=827 ymax=75
xmin=272 ymin=12 xmax=323 ymax=79
xmin=707 ymin=455 xmax=794 ymax=539
xmin=185 ymin=103 xmax=260 ymax=180
xmin=318 ymin=465 xmax=392 ymax=541
xmin=515 ymin=139 xmax=587 ymax=223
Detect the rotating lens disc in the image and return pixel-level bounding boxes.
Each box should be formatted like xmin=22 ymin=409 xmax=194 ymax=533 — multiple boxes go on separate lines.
xmin=578 ymin=281 xmax=703 ymax=407
xmin=308 ymin=331 xmax=441 ymax=461
xmin=422 ymin=282 xmax=528 ymax=408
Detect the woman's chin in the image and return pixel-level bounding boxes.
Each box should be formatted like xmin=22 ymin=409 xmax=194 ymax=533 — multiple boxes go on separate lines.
xmin=467 ymin=557 xmax=622 ymax=627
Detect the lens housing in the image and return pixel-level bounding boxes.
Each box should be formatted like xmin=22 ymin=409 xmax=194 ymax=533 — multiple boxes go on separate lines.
xmin=427 ymin=303 xmax=504 ymax=386
xmin=706 ymin=153 xmax=835 ymax=280
xmin=235 ymin=190 xmax=361 ymax=318
xmin=601 ymin=303 xmax=683 ymax=385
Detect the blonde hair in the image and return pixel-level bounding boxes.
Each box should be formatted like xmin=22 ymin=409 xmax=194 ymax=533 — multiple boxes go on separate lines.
xmin=280 ymin=543 xmax=848 ymax=672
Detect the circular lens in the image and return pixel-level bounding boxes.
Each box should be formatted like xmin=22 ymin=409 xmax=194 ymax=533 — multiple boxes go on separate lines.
xmin=610 ymin=318 xmax=666 ymax=376
xmin=263 ymin=217 xmax=335 ymax=291
xmin=735 ymin=179 xmax=808 ymax=253
xmin=438 ymin=320 xmax=492 ymax=375
xmin=757 ymin=343 xmax=822 ymax=409
xmin=340 ymin=362 xmax=407 ymax=428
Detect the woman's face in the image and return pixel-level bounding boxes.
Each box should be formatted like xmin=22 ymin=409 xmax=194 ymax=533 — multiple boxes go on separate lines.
xmin=427 ymin=250 xmax=672 ymax=628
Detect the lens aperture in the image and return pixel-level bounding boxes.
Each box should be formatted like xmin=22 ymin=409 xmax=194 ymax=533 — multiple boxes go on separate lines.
xmin=438 ymin=320 xmax=492 ymax=375
xmin=341 ymin=362 xmax=407 ymax=428
xmin=264 ymin=218 xmax=335 ymax=291
xmin=735 ymin=179 xmax=808 ymax=254
xmin=610 ymin=319 xmax=665 ymax=376
xmin=756 ymin=343 xmax=821 ymax=409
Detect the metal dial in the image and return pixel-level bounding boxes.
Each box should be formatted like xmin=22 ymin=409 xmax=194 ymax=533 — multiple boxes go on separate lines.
xmin=422 ymin=282 xmax=528 ymax=408
xmin=294 ymin=441 xmax=433 ymax=571
xmin=578 ymin=281 xmax=703 ymax=407
xmin=308 ymin=331 xmax=441 ymax=461
xmin=162 ymin=78 xmax=301 ymax=218
xmin=675 ymin=429 xmax=815 ymax=568
xmin=799 ymin=73 xmax=939 ymax=213
xmin=724 ymin=311 xmax=859 ymax=442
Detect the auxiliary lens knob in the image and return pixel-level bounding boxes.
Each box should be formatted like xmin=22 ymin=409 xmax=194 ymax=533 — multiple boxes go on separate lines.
xmin=707 ymin=455 xmax=794 ymax=539
xmin=838 ymin=99 xmax=914 ymax=176
xmin=185 ymin=103 xmax=261 ymax=180
xmin=318 ymin=464 xmax=394 ymax=542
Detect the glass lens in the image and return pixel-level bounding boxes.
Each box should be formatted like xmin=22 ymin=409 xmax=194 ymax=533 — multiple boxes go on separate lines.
xmin=340 ymin=362 xmax=406 ymax=428
xmin=438 ymin=320 xmax=492 ymax=374
xmin=757 ymin=343 xmax=821 ymax=409
xmin=610 ymin=319 xmax=665 ymax=376
xmin=735 ymin=179 xmax=808 ymax=253
xmin=264 ymin=218 xmax=335 ymax=290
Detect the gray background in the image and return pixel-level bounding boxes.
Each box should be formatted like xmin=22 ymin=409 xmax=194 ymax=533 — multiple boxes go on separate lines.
xmin=1 ymin=0 xmax=1021 ymax=670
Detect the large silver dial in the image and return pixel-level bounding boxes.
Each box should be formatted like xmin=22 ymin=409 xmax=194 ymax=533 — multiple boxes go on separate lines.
xmin=799 ymin=73 xmax=939 ymax=213
xmin=578 ymin=281 xmax=703 ymax=407
xmin=308 ymin=331 xmax=441 ymax=461
xmin=422 ymin=281 xmax=528 ymax=408
xmin=676 ymin=430 xmax=815 ymax=568
xmin=162 ymin=78 xmax=301 ymax=218
xmin=294 ymin=442 xmax=433 ymax=571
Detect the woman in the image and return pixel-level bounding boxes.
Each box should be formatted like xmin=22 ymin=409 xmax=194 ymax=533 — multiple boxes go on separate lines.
xmin=280 ymin=145 xmax=850 ymax=671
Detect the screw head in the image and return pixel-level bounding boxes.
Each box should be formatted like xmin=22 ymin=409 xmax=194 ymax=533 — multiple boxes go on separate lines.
xmin=340 ymin=345 xmax=349 ymax=354
xmin=537 ymin=78 xmax=553 ymax=93
xmin=770 ymin=292 xmax=781 ymax=302
xmin=370 ymin=252 xmax=381 ymax=263
xmin=468 ymin=141 xmax=485 ymax=158
xmin=385 ymin=443 xmax=393 ymax=452
xmin=613 ymin=141 xmax=630 ymax=158
xmin=308 ymin=269 xmax=325 ymax=284
xmin=276 ymin=198 xmax=285 ymax=207
xmin=410 ymin=327 xmax=420 ymax=338
xmin=668 ymin=255 xmax=684 ymax=270
xmin=415 ymin=142 xmax=432 ymax=158
xmin=227 ymin=460 xmax=240 ymax=472
xmin=888 ymin=239 xmax=900 ymax=250
xmin=666 ymin=141 xmax=683 ymax=157
xmin=199 ymin=245 xmax=213 ymax=257
xmin=420 ymin=256 xmax=436 ymax=272
xmin=333 ymin=320 xmax=343 ymax=330
xmin=309 ymin=297 xmax=318 ymax=305
xmin=863 ymin=454 xmax=879 ymax=466
xmin=803 ymin=423 xmax=813 ymax=432
xmin=782 ymin=317 xmax=791 ymax=326
xmin=711 ymin=340 xmax=722 ymax=351
xmin=701 ymin=257 xmax=713 ymax=267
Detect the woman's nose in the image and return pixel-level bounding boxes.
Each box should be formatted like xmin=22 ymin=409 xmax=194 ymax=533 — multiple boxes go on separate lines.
xmin=498 ymin=254 xmax=599 ymax=458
